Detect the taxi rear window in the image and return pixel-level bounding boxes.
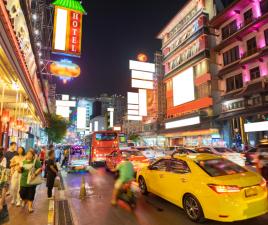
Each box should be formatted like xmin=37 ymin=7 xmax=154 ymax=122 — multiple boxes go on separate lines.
xmin=196 ymin=158 xmax=247 ymax=177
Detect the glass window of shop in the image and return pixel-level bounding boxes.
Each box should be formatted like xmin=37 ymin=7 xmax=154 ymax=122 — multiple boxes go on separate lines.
xmin=195 ymin=60 xmax=208 ymax=77
xmin=250 ymin=67 xmax=260 ymax=80
xmin=223 ymin=46 xmax=240 ymax=66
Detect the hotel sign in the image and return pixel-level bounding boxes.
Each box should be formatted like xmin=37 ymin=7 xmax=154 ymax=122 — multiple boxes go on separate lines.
xmin=52 ymin=6 xmax=83 ymax=57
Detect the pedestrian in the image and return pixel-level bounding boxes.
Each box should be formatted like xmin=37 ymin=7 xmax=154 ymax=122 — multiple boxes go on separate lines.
xmin=61 ymin=148 xmax=69 ymax=168
xmin=4 ymin=142 xmax=17 ymax=195
xmin=19 ymin=149 xmax=42 ymax=213
xmin=55 ymin=147 xmax=61 ymax=163
xmin=46 ymin=150 xmax=58 ymax=199
xmin=39 ymin=146 xmax=46 ymax=166
xmin=0 ymin=147 xmax=9 ymax=222
xmin=10 ymin=147 xmax=25 ymax=206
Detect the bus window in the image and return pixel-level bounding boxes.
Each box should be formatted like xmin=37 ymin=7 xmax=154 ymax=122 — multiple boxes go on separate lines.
xmin=95 ymin=133 xmax=117 ymax=141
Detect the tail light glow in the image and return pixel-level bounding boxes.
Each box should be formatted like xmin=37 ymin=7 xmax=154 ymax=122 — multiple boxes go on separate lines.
xmin=208 ymin=184 xmax=241 ymax=193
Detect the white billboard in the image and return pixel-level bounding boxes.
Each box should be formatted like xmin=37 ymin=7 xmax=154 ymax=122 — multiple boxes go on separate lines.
xmin=165 ymin=116 xmax=200 ymax=129
xmin=127 ymin=92 xmax=139 ymax=104
xmin=129 ymin=60 xmax=155 ymax=73
xmin=131 ymin=70 xmax=153 ymax=81
xmin=56 ymin=106 xmax=70 ymax=118
xmin=127 ymin=115 xmax=142 ymax=121
xmin=173 ymin=67 xmax=195 ymax=106
xmin=128 ymin=104 xmax=139 ymax=110
xmin=139 ymin=89 xmax=147 ymax=116
xmin=244 ymin=121 xmax=268 ymax=132
xmin=56 ymin=100 xmax=76 ymax=107
xmin=132 ymin=79 xmax=153 ymax=89
xmin=128 ymin=110 xmax=139 ymax=115
xmin=54 ymin=8 xmax=68 ymax=51
xmin=77 ymin=107 xmax=86 ymax=129
xmin=94 ymin=121 xmax=99 ymax=131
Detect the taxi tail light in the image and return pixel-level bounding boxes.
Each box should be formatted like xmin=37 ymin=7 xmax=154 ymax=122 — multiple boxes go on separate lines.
xmin=260 ymin=179 xmax=267 ymax=188
xmin=208 ymin=184 xmax=241 ymax=193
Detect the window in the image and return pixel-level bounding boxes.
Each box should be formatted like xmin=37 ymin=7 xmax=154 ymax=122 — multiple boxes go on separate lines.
xmin=244 ymin=9 xmax=253 ymax=24
xmin=169 ymin=159 xmax=190 ymax=174
xmin=196 ymin=158 xmax=247 ymax=177
xmin=265 ymin=29 xmax=268 ymax=46
xmin=246 ymin=37 xmax=257 ymax=55
xmin=197 ymin=83 xmax=209 ymax=98
xmin=223 ymin=46 xmax=240 ymax=66
xmin=196 ymin=147 xmax=212 ymax=153
xmin=250 ymin=67 xmax=260 ymax=80
xmin=221 ymin=20 xmax=237 ymax=40
xmin=95 ymin=133 xmax=117 ymax=141
xmin=150 ymin=159 xmax=169 ymax=171
xmin=226 ymin=74 xmax=243 ymax=92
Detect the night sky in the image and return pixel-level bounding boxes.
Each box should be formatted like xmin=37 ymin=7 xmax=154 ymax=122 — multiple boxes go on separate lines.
xmin=56 ymin=0 xmax=187 ymax=97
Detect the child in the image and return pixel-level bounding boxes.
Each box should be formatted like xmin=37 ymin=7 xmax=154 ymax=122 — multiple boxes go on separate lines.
xmin=46 ymin=151 xmax=58 ymax=199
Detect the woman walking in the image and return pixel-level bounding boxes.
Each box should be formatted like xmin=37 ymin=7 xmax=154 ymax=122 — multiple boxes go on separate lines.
xmin=46 ymin=150 xmax=58 ymax=199
xmin=0 ymin=147 xmax=9 ymax=222
xmin=19 ymin=149 xmax=42 ymax=213
xmin=10 ymin=147 xmax=25 ymax=206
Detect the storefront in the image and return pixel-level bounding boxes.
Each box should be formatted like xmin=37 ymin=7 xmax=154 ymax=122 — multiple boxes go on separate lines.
xmin=0 ymin=1 xmax=48 ymax=149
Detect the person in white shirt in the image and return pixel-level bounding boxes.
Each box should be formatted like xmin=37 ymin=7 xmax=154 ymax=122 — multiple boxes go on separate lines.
xmin=0 ymin=147 xmax=8 ymax=212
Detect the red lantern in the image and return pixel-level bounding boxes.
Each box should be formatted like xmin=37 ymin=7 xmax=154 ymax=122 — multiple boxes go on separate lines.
xmin=16 ymin=119 xmax=23 ymax=130
xmin=9 ymin=116 xmax=15 ymax=128
xmin=1 ymin=109 xmax=10 ymax=123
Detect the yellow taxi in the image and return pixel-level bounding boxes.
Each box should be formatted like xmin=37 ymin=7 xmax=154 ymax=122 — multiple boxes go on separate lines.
xmin=137 ymin=153 xmax=268 ymax=222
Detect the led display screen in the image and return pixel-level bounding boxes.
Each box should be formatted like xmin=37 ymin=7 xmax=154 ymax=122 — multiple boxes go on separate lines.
xmin=244 ymin=121 xmax=268 ymax=132
xmin=131 ymin=70 xmax=153 ymax=81
xmin=132 ymin=79 xmax=153 ymax=89
xmin=127 ymin=115 xmax=142 ymax=121
xmin=127 ymin=92 xmax=139 ymax=104
xmin=77 ymin=107 xmax=86 ymax=129
xmin=165 ymin=116 xmax=200 ymax=129
xmin=173 ymin=67 xmax=195 ymax=106
xmin=129 ymin=60 xmax=155 ymax=73
xmin=139 ymin=89 xmax=147 ymax=116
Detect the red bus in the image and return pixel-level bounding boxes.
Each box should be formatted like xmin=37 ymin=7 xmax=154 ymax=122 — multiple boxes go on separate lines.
xmin=85 ymin=131 xmax=128 ymax=165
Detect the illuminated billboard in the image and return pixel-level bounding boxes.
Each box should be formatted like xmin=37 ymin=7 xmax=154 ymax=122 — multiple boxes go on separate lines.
xmin=77 ymin=107 xmax=86 ymax=129
xmin=127 ymin=92 xmax=139 ymax=105
xmin=56 ymin=106 xmax=70 ymax=118
xmin=128 ymin=104 xmax=139 ymax=110
xmin=56 ymin=100 xmax=76 ymax=107
xmin=128 ymin=110 xmax=139 ymax=115
xmin=129 ymin=60 xmax=155 ymax=73
xmin=131 ymin=70 xmax=153 ymax=81
xmin=244 ymin=121 xmax=268 ymax=132
xmin=165 ymin=116 xmax=200 ymax=129
xmin=127 ymin=115 xmax=142 ymax=121
xmin=52 ymin=5 xmax=83 ymax=57
xmin=173 ymin=67 xmax=195 ymax=106
xmin=132 ymin=79 xmax=153 ymax=90
xmin=139 ymin=89 xmax=147 ymax=116
xmin=50 ymin=60 xmax=81 ymax=78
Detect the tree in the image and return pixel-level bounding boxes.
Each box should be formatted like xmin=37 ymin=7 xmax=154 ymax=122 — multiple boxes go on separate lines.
xmin=45 ymin=113 xmax=70 ymax=144
xmin=129 ymin=133 xmax=140 ymax=143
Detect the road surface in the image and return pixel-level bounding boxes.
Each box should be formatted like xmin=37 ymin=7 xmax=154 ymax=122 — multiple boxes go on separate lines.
xmin=61 ymin=167 xmax=268 ymax=225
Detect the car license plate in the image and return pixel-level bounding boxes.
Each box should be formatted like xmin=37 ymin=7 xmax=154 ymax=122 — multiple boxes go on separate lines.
xmin=245 ymin=187 xmax=258 ymax=197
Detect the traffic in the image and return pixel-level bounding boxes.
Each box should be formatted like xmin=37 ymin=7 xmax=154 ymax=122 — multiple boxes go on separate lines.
xmin=82 ymin=131 xmax=268 ymax=223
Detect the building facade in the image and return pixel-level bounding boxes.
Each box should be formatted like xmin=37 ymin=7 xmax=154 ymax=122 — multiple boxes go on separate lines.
xmin=0 ymin=0 xmax=50 ymax=149
xmin=158 ymin=0 xmax=220 ymax=147
xmin=211 ymin=0 xmax=268 ymax=147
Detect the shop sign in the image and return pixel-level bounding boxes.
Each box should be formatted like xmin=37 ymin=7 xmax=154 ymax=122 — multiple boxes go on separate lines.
xmin=5 ymin=0 xmax=37 ymax=77
xmin=244 ymin=121 xmax=268 ymax=132
xmin=52 ymin=6 xmax=83 ymax=57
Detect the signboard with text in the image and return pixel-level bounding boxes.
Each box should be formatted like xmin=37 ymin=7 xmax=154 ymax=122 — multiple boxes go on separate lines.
xmin=52 ymin=6 xmax=83 ymax=57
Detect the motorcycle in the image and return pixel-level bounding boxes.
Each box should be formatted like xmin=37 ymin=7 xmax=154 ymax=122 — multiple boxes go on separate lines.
xmin=117 ymin=181 xmax=139 ymax=210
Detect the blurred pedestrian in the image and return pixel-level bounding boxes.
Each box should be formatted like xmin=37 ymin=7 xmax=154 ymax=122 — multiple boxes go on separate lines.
xmin=39 ymin=146 xmax=46 ymax=166
xmin=10 ymin=147 xmax=25 ymax=206
xmin=61 ymin=148 xmax=69 ymax=168
xmin=55 ymin=147 xmax=61 ymax=163
xmin=0 ymin=147 xmax=9 ymax=222
xmin=46 ymin=151 xmax=58 ymax=199
xmin=19 ymin=149 xmax=42 ymax=213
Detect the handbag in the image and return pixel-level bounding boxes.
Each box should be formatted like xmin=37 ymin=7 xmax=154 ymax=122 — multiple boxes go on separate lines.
xmin=27 ymin=157 xmax=43 ymax=186
xmin=0 ymin=204 xmax=9 ymax=223
xmin=54 ymin=176 xmax=60 ymax=188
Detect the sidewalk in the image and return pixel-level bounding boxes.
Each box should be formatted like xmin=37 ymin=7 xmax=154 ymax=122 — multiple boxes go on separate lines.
xmin=3 ymin=183 xmax=51 ymax=225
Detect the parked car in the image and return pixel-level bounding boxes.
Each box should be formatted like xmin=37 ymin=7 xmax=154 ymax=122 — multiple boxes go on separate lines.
xmin=137 ymin=153 xmax=267 ymax=222
xmin=105 ymin=149 xmax=149 ymax=172
xmin=135 ymin=146 xmax=166 ymax=160
xmin=195 ymin=146 xmax=245 ymax=166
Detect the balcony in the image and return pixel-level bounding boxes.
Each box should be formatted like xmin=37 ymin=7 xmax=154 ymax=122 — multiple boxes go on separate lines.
xmin=241 ymin=48 xmax=259 ymax=59
xmin=214 ymin=13 xmax=268 ymax=52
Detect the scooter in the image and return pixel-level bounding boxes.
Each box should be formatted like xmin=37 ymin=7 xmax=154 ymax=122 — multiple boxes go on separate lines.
xmin=117 ymin=181 xmax=139 ymax=210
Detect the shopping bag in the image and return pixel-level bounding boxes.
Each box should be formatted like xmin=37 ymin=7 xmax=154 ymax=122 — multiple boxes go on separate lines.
xmin=27 ymin=157 xmax=43 ymax=186
xmin=54 ymin=176 xmax=60 ymax=188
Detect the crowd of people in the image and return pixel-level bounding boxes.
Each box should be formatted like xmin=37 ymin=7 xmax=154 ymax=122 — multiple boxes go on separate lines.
xmin=0 ymin=143 xmax=65 ymax=222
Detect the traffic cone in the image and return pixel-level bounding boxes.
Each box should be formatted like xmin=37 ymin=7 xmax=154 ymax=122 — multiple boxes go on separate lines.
xmin=79 ymin=176 xmax=86 ymax=200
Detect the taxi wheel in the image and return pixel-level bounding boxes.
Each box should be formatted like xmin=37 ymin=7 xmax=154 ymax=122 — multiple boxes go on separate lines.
xmin=183 ymin=194 xmax=205 ymax=223
xmin=138 ymin=176 xmax=148 ymax=195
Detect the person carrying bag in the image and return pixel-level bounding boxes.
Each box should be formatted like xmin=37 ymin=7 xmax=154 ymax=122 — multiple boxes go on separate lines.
xmin=19 ymin=150 xmax=42 ymax=213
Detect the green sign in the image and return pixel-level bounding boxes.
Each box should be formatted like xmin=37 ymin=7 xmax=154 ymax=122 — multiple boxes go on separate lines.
xmin=52 ymin=0 xmax=86 ymax=14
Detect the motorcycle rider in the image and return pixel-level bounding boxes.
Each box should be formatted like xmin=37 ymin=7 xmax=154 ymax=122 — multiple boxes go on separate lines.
xmin=111 ymin=154 xmax=135 ymax=205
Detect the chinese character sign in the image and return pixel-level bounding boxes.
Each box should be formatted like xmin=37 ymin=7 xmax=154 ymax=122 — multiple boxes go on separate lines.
xmin=52 ymin=6 xmax=83 ymax=57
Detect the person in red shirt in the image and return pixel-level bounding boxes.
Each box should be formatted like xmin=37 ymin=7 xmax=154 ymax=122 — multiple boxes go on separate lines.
xmin=39 ymin=146 xmax=46 ymax=166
